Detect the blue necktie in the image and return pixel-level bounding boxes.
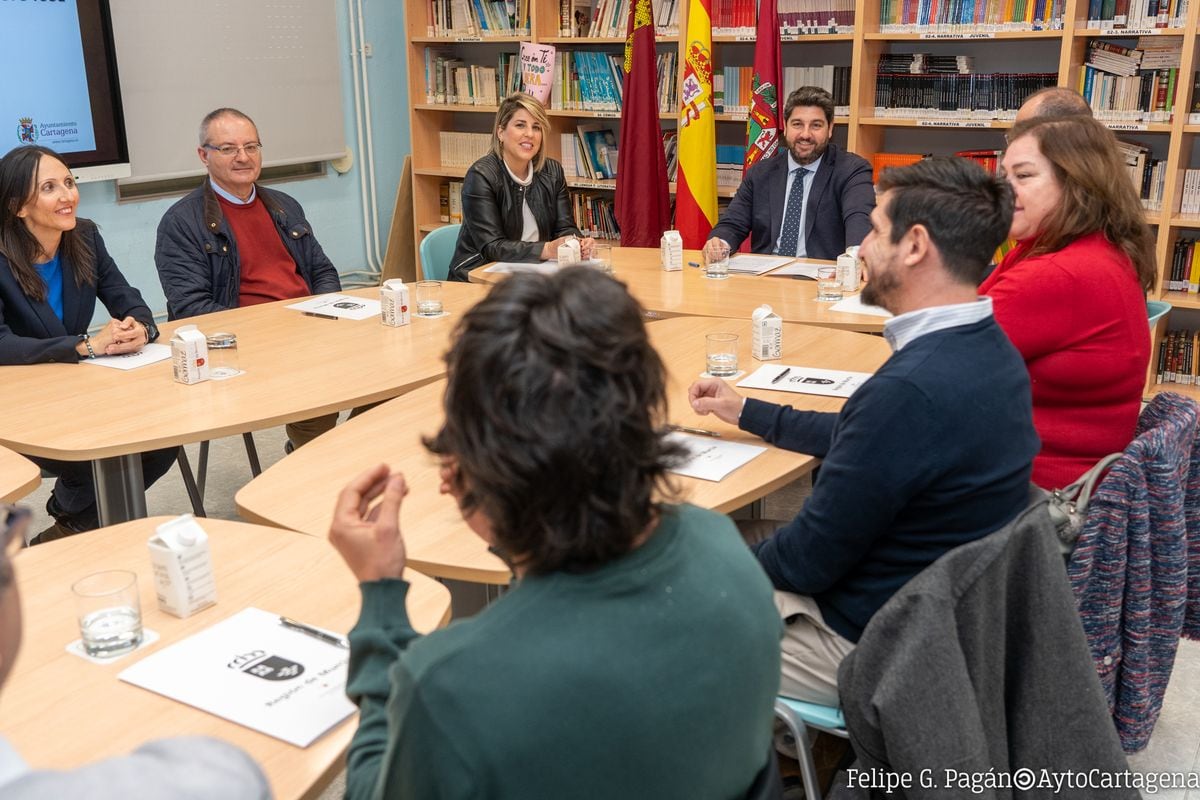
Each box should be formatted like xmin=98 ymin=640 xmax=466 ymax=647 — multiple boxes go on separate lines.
xmin=777 ymin=167 xmax=809 ymax=257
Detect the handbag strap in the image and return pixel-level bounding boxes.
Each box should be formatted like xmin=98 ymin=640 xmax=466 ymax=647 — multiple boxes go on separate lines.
xmin=1050 ymin=452 xmax=1123 ymax=552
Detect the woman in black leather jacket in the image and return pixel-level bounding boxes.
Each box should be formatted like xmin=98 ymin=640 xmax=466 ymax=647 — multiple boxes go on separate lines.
xmin=448 ymin=93 xmax=594 ymax=281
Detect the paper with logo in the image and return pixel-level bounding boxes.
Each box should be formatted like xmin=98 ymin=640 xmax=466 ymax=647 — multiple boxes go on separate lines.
xmin=285 ymin=294 xmax=382 ymax=320
xmin=727 ymin=254 xmax=794 ymax=274
xmin=828 ymin=293 xmax=893 ymax=318
xmin=118 ymin=607 xmax=354 ymax=747
xmin=762 ymin=259 xmax=827 ymax=279
xmin=482 ymin=261 xmax=563 ymax=274
xmin=665 ymin=432 xmax=766 ymax=482
xmin=519 ymin=42 xmax=556 ymax=103
xmin=737 ymin=365 xmax=871 ymax=398
xmin=80 ymin=343 xmax=172 ymax=370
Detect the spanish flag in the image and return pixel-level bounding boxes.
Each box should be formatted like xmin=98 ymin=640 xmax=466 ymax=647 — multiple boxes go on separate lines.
xmin=675 ymin=0 xmax=717 ymax=248
xmin=615 ymin=0 xmax=670 ymax=246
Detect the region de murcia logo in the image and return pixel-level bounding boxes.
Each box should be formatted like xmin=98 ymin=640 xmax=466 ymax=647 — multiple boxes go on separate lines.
xmin=17 ymin=118 xmax=37 ymax=144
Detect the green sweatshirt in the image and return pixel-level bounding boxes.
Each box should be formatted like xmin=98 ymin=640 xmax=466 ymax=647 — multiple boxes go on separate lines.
xmin=344 ymin=503 xmax=782 ymax=799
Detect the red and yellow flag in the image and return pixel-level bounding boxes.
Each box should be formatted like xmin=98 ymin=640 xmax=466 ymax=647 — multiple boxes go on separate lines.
xmin=615 ymin=0 xmax=670 ymax=246
xmin=745 ymin=0 xmax=782 ymax=174
xmin=674 ymin=0 xmax=717 ymax=248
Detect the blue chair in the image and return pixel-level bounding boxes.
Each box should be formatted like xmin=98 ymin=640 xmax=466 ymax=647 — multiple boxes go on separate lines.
xmin=1147 ymin=300 xmax=1171 ymax=329
xmin=774 ymin=697 xmax=848 ymax=800
xmin=419 ymin=223 xmax=461 ymax=281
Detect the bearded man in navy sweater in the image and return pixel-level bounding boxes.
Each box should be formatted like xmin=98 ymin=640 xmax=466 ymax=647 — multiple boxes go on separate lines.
xmin=689 ymin=156 xmax=1040 ymax=705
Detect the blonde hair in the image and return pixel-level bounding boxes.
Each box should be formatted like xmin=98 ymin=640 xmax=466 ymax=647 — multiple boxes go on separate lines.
xmin=491 ymin=93 xmax=550 ymax=173
xmin=1006 ymin=115 xmax=1155 ymax=292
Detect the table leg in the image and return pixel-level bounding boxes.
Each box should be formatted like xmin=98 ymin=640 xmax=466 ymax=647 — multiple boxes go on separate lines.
xmin=91 ymin=455 xmax=147 ymax=525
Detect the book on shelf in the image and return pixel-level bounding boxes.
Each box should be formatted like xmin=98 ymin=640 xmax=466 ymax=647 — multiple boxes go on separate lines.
xmin=439 ymin=132 xmax=492 ymax=168
xmin=778 ymin=0 xmax=854 ymax=33
xmin=577 ymin=124 xmax=620 ymax=178
xmin=424 ymin=50 xmax=520 ymax=105
xmin=1155 ymin=329 xmax=1197 ymax=385
xmin=569 ymin=191 xmax=620 ymax=238
xmin=715 ymin=65 xmax=851 ymax=116
xmin=716 ymin=144 xmax=747 ymax=184
xmin=439 ymin=183 xmax=452 ymax=222
xmin=427 ymin=0 xmax=531 ymax=36
xmin=1081 ymin=51 xmax=1180 ymax=123
xmin=1180 ymin=168 xmax=1200 ymax=216
xmin=873 ymin=70 xmax=1057 ymax=119
xmin=1168 ymin=238 xmax=1200 ymax=293
xmin=439 ymin=180 xmax=465 ymax=224
xmin=955 ymin=148 xmax=1003 ymax=175
xmin=1114 ymin=139 xmax=1165 ymax=210
xmin=878 ymin=0 xmax=1064 ymax=32
xmin=871 ymin=152 xmax=925 ymax=182
xmin=1085 ymin=0 xmax=1186 ymax=29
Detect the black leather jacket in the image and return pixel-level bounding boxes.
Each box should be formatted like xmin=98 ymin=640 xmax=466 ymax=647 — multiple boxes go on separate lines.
xmin=448 ymin=153 xmax=580 ymax=281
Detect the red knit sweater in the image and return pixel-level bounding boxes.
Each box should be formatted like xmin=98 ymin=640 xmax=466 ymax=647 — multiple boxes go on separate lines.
xmin=218 ymin=195 xmax=310 ymax=306
xmin=980 ymin=231 xmax=1149 ymax=489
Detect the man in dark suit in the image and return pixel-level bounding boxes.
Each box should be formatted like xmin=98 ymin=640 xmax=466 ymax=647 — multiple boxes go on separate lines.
xmin=703 ymin=87 xmax=874 ymax=263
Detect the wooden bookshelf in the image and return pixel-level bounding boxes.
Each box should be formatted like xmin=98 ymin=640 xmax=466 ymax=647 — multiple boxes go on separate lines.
xmin=405 ymin=0 xmax=1200 ymax=392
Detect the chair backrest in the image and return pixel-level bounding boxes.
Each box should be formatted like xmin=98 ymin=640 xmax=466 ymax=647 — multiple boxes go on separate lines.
xmin=1147 ymin=300 xmax=1171 ymax=329
xmin=419 ymin=224 xmax=461 ymax=281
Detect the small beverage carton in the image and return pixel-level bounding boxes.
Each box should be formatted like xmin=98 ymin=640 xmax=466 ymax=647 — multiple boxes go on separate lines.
xmin=380 ymin=279 xmax=411 ymax=327
xmin=557 ymin=237 xmax=582 ymax=265
xmin=171 ymin=324 xmax=209 ymax=384
xmin=148 ymin=514 xmax=217 ymax=618
xmin=751 ymin=304 xmax=783 ymax=361
xmin=840 ymin=246 xmax=861 ymax=292
xmin=661 ymin=230 xmax=683 ymax=271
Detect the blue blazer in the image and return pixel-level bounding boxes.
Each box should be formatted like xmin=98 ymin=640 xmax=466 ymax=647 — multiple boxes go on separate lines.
xmin=0 ymin=221 xmax=154 ymax=365
xmin=708 ymin=142 xmax=875 ymax=260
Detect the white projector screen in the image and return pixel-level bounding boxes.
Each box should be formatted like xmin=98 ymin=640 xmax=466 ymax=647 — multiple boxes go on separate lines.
xmin=110 ymin=0 xmax=346 ymax=184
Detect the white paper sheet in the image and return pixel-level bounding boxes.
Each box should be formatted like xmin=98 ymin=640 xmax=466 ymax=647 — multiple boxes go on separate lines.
xmin=80 ymin=343 xmax=172 ymax=370
xmin=286 ymin=294 xmax=382 ymax=321
xmin=737 ymin=364 xmax=871 ymax=398
xmin=119 ymin=607 xmax=355 ymax=747
xmin=761 ymin=259 xmax=828 ymax=279
xmin=828 ymin=293 xmax=893 ymax=318
xmin=665 ymin=432 xmax=767 ymax=482
xmin=482 ymin=261 xmax=561 ymax=275
xmin=726 ymin=254 xmax=795 ymax=275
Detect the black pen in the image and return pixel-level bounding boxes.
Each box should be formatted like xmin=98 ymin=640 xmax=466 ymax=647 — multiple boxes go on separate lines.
xmin=668 ymin=424 xmax=721 ymax=438
xmin=279 ymin=616 xmax=348 ymax=649
xmin=687 ymin=261 xmax=701 ymax=268
xmin=302 ymin=311 xmax=339 ymax=320
xmin=771 ymin=367 xmax=792 ymax=384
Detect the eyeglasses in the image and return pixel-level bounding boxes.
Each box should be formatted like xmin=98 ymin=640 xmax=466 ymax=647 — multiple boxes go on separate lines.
xmin=203 ymin=143 xmax=263 ymax=158
xmin=1 ymin=503 xmax=31 ymax=550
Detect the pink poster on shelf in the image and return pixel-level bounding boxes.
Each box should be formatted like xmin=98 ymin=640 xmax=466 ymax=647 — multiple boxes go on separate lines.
xmin=519 ymin=42 xmax=556 ymax=105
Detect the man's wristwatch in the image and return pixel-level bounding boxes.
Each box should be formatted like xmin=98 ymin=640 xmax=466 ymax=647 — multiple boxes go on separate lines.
xmin=139 ymin=319 xmax=160 ymax=343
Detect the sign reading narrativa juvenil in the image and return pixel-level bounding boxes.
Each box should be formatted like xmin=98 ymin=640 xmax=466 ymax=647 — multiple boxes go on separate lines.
xmin=847 ymin=767 xmax=1200 ymax=795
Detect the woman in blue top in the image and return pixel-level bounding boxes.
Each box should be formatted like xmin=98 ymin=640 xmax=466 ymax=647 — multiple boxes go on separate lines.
xmin=0 ymin=145 xmax=176 ymax=544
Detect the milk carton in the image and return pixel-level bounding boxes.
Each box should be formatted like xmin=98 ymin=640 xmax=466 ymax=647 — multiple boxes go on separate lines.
xmin=171 ymin=324 xmax=209 ymax=384
xmin=751 ymin=304 xmax=783 ymax=361
xmin=840 ymin=246 xmax=861 ymax=292
xmin=380 ymin=279 xmax=411 ymax=327
xmin=557 ymin=237 xmax=582 ymax=266
xmin=148 ymin=514 xmax=217 ymax=618
xmin=660 ymin=230 xmax=683 ymax=271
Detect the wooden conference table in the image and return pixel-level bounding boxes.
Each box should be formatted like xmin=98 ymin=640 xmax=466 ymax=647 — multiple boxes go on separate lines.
xmin=237 ymin=315 xmax=892 ymax=585
xmin=1 ymin=517 xmax=452 ymax=800
xmin=1 ymin=446 xmax=40 ymax=503
xmin=468 ymin=246 xmax=889 ymax=333
xmin=0 ymin=283 xmax=486 ymax=525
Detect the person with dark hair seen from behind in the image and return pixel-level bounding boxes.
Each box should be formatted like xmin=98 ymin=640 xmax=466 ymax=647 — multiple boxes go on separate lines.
xmin=0 ymin=146 xmax=177 ymax=545
xmin=981 ymin=115 xmax=1154 ymax=490
xmin=0 ymin=505 xmax=270 ymax=798
xmin=447 ymin=92 xmax=594 ymax=281
xmin=1014 ymin=86 xmax=1092 ymax=123
xmin=689 ymin=157 xmax=1039 ymax=705
xmin=330 ymin=267 xmax=781 ymax=799
xmin=703 ymin=86 xmax=874 ymax=264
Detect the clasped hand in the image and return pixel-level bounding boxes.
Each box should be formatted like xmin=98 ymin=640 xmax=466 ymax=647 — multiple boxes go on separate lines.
xmin=91 ymin=316 xmax=147 ymax=355
xmin=687 ymin=377 xmax=746 ymax=425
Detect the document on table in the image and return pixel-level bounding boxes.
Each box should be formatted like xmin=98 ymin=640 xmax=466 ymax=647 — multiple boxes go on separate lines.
xmin=80 ymin=343 xmax=172 ymax=370
xmin=828 ymin=293 xmax=892 ymax=318
xmin=762 ymin=259 xmax=827 ymax=279
xmin=738 ymin=365 xmax=871 ymax=398
xmin=482 ymin=261 xmax=561 ymax=275
xmin=665 ymin=432 xmax=766 ymax=482
xmin=119 ymin=607 xmax=355 ymax=747
xmin=726 ymin=254 xmax=795 ymax=275
xmin=286 ymin=294 xmax=381 ymax=320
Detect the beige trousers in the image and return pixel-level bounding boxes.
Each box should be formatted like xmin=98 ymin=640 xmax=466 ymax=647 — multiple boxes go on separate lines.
xmin=285 ymin=402 xmax=381 ymax=449
xmin=774 ymin=591 xmax=856 ymax=707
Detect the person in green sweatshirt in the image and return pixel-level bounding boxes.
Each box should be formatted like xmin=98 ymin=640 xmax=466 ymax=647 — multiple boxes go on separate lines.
xmin=329 ymin=266 xmax=782 ymax=799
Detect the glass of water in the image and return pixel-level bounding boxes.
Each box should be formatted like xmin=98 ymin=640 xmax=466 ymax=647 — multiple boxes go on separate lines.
xmin=704 ymin=240 xmax=730 ymax=280
xmin=816 ymin=266 xmax=843 ymax=301
xmin=705 ymin=332 xmax=739 ymax=377
xmin=416 ymin=281 xmax=444 ymax=317
xmin=205 ymin=332 xmax=239 ymax=379
xmin=592 ymin=242 xmax=613 ymax=275
xmin=72 ymin=570 xmax=143 ymax=658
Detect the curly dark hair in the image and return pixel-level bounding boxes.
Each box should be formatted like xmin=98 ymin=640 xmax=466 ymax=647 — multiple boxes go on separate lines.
xmin=424 ymin=267 xmax=684 ymax=575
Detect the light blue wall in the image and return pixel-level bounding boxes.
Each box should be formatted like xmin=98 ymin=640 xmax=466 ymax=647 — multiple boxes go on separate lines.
xmin=82 ymin=0 xmax=411 ymax=321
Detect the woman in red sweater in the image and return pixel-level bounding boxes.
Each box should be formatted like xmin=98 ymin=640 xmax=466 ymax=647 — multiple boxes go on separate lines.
xmin=981 ymin=115 xmax=1155 ymax=489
